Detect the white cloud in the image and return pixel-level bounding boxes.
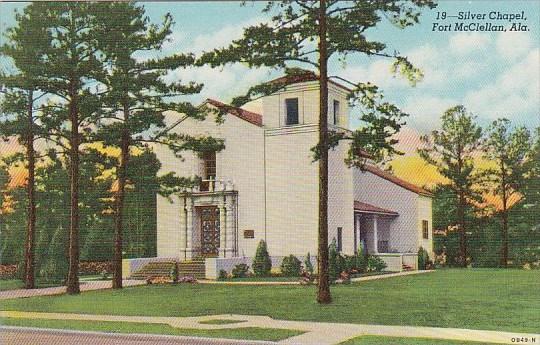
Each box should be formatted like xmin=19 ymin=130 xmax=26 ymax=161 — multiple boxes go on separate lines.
xmin=463 ymin=48 xmax=540 ymax=122
xmin=496 ymin=31 xmax=533 ymax=61
xmin=402 ymin=95 xmax=459 ymax=133
xmin=448 ymin=32 xmax=491 ymax=55
xmin=190 ymin=17 xmax=266 ymax=54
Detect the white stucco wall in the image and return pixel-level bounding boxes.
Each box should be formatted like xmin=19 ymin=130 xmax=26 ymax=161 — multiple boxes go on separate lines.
xmin=328 ymin=140 xmax=355 ymax=254
xmin=418 ymin=196 xmax=434 ymax=255
xmin=155 ymin=110 xmax=265 ymax=259
xmin=264 ymin=125 xmax=319 ymax=256
xmin=354 ymin=169 xmax=420 ymax=253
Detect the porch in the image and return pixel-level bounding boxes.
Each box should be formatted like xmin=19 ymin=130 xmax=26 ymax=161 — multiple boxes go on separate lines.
xmin=177 ymin=179 xmax=238 ymax=260
xmin=354 ymin=201 xmax=417 ymax=271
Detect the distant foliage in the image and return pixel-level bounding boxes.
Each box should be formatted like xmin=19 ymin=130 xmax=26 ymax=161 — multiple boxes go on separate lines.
xmin=280 ymin=255 xmax=302 ymax=277
xmin=252 ymin=240 xmax=272 ymax=277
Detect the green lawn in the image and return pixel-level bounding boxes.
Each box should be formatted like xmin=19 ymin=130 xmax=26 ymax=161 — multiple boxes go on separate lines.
xmin=340 ymin=335 xmax=501 ymax=345
xmin=0 ymin=318 xmax=302 ymax=341
xmin=219 ymin=276 xmax=299 ymax=282
xmin=2 ymin=269 xmax=539 ymax=333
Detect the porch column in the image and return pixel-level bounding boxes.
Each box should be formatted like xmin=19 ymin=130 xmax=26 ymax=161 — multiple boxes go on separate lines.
xmin=179 ymin=196 xmax=187 ymax=260
xmin=225 ymin=203 xmax=235 ymax=257
xmin=219 ymin=204 xmax=226 ymax=258
xmin=185 ymin=198 xmax=194 ymax=259
xmin=354 ymin=214 xmax=361 ymax=253
xmin=373 ymin=215 xmax=379 ymax=254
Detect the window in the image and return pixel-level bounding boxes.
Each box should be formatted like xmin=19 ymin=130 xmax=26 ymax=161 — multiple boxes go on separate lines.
xmin=200 ymin=151 xmax=216 ymax=191
xmin=337 ymin=227 xmax=343 ymax=252
xmin=422 ymin=220 xmax=429 ymax=239
xmin=285 ymin=98 xmax=299 ymax=125
xmin=333 ymin=100 xmax=340 ymax=125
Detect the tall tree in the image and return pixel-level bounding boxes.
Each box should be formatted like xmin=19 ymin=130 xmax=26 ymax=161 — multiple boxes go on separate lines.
xmin=419 ymin=105 xmax=482 ymax=267
xmin=0 ymin=4 xmax=51 ymax=288
xmin=200 ymin=0 xmax=435 ymax=303
xmin=482 ymin=118 xmax=531 ymax=267
xmin=97 ymin=2 xmax=224 ymax=288
xmin=17 ymin=2 xmax=110 ymax=294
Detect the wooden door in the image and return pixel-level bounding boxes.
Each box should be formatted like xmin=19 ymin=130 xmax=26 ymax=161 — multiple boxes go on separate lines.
xmin=200 ymin=206 xmax=220 ymax=257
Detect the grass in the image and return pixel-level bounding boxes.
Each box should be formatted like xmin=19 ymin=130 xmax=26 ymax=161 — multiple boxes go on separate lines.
xmin=0 ymin=317 xmax=303 ymax=341
xmin=2 ymin=269 xmax=539 ymax=333
xmin=340 ymin=335 xmax=502 ymax=345
xmin=198 ymin=319 xmax=247 ymax=325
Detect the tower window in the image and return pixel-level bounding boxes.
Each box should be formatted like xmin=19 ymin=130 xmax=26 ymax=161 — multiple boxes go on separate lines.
xmin=333 ymin=100 xmax=340 ymax=125
xmin=285 ymin=98 xmax=299 ymax=125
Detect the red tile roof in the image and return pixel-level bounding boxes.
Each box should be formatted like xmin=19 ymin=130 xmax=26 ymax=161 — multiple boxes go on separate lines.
xmin=205 ymin=99 xmax=263 ymax=127
xmin=362 ymin=165 xmax=433 ymax=197
xmin=267 ymin=70 xmax=353 ymax=93
xmin=354 ymin=201 xmax=398 ymax=216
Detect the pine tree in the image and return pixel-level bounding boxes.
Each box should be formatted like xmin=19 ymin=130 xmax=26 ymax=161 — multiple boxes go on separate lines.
xmin=482 ymin=118 xmax=532 ymax=267
xmin=200 ymin=0 xmax=435 ymax=303
xmin=419 ymin=106 xmax=483 ymax=267
xmin=95 ymin=2 xmax=224 ymax=288
xmin=0 ymin=4 xmax=51 ymax=288
xmin=253 ymin=240 xmax=272 ymax=277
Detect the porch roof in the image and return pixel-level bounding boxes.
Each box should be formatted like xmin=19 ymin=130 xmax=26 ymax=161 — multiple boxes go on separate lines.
xmin=354 ymin=201 xmax=399 ymax=216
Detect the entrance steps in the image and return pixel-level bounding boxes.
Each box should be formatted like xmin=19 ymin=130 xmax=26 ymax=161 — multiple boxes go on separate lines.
xmin=129 ymin=258 xmax=206 ymax=280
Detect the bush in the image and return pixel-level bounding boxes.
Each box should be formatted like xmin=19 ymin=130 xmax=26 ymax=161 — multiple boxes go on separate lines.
xmin=418 ymin=247 xmax=430 ymax=270
xmin=328 ymin=239 xmax=342 ymax=281
xmin=0 ymin=264 xmax=17 ymax=280
xmin=218 ymin=269 xmax=228 ymax=280
xmin=514 ymin=247 xmax=540 ymax=269
xmin=252 ymin=240 xmax=272 ymax=277
xmin=231 ymin=263 xmax=249 ymax=278
xmin=367 ymin=255 xmax=387 ymax=272
xmin=356 ymin=247 xmax=368 ymax=273
xmin=280 ymin=255 xmax=302 ymax=277
xmin=169 ymin=263 xmax=179 ymax=283
xmin=304 ymin=252 xmax=314 ymax=276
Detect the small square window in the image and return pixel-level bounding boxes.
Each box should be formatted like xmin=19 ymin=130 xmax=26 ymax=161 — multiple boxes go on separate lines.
xmin=422 ymin=220 xmax=429 ymax=239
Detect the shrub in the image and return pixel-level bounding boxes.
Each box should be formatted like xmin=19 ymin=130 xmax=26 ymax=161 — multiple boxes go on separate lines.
xmin=304 ymin=252 xmax=314 ymax=276
xmin=367 ymin=255 xmax=387 ymax=272
xmin=218 ymin=269 xmax=228 ymax=280
xmin=280 ymin=255 xmax=302 ymax=277
xmin=356 ymin=247 xmax=368 ymax=273
xmin=514 ymin=247 xmax=540 ymax=269
xmin=231 ymin=263 xmax=249 ymax=278
xmin=328 ymin=239 xmax=342 ymax=281
xmin=169 ymin=263 xmax=179 ymax=283
xmin=418 ymin=247 xmax=430 ymax=270
xmin=252 ymin=240 xmax=272 ymax=277
xmin=0 ymin=264 xmax=17 ymax=280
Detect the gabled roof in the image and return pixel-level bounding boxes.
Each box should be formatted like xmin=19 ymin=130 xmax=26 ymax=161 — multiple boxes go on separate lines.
xmin=267 ymin=70 xmax=353 ymax=93
xmin=205 ymin=99 xmax=263 ymax=127
xmin=363 ymin=165 xmax=433 ymax=197
xmin=354 ymin=201 xmax=398 ymax=216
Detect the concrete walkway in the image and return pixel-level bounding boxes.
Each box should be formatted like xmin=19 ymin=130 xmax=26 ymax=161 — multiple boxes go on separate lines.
xmin=1 ymin=311 xmax=536 ymax=345
xmin=0 ymin=280 xmax=145 ymax=300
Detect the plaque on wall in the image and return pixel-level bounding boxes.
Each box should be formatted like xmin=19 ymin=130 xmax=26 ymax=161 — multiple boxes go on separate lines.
xmin=243 ymin=230 xmax=255 ymax=239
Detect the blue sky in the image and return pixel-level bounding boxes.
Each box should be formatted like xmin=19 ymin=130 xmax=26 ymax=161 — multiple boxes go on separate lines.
xmin=1 ymin=1 xmax=539 ymax=134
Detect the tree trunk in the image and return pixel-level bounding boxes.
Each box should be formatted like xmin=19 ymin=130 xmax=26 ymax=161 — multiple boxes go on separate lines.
xmin=24 ymin=89 xmax=36 ymax=290
xmin=317 ymin=0 xmax=331 ymax=304
xmin=112 ymin=103 xmax=130 ymax=289
xmin=458 ymin=191 xmax=467 ymax=268
xmin=66 ymin=82 xmax=80 ymax=294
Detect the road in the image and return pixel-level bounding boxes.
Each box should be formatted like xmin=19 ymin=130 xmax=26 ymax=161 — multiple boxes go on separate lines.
xmin=0 ymin=327 xmax=278 ymax=345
